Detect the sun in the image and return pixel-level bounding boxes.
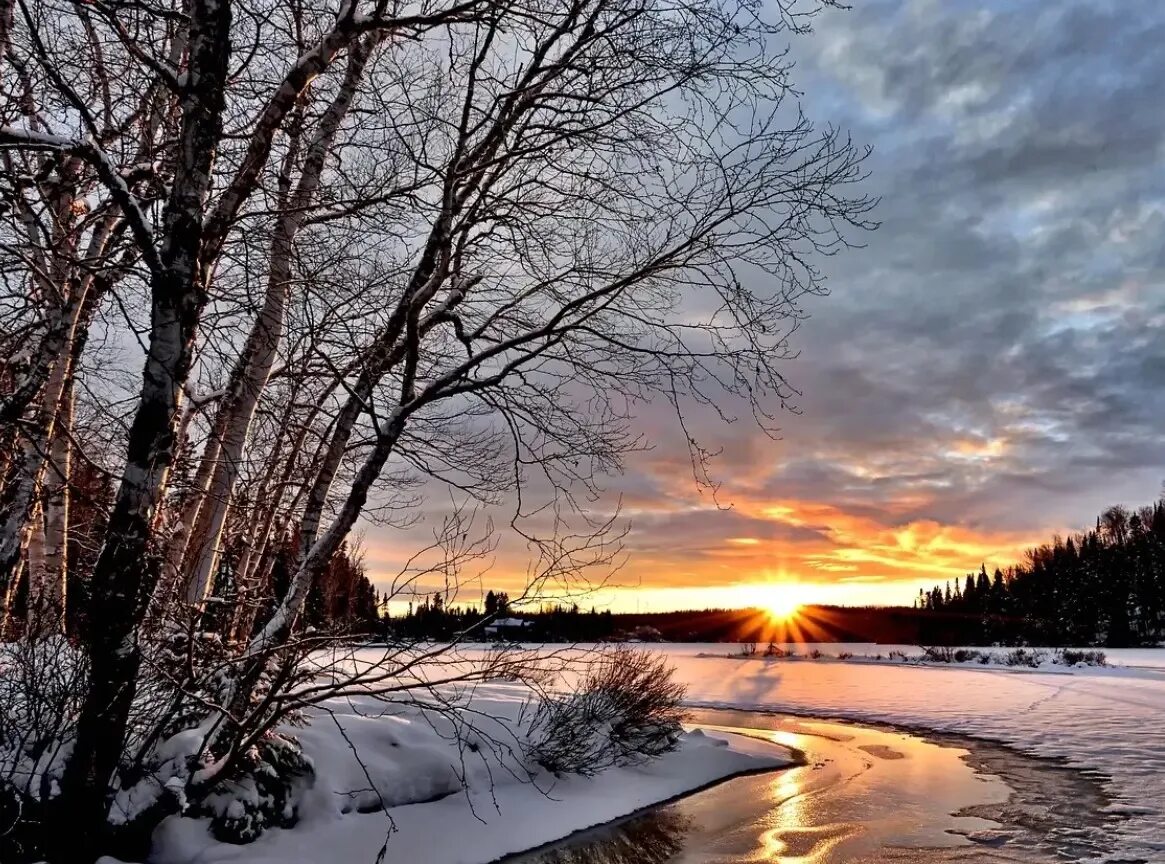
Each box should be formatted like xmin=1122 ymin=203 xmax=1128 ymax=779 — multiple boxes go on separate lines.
xmin=753 ymin=583 xmax=808 ymax=622
xmin=765 ymin=593 xmax=803 ymax=622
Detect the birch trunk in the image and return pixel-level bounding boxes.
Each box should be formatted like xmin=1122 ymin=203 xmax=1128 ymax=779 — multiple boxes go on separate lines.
xmin=182 ymin=37 xmax=378 ymax=609
xmin=0 ymin=436 xmax=50 ymax=601
xmin=246 ymin=411 xmax=404 ymax=659
xmin=158 ymin=405 xmax=225 ymax=604
xmin=0 ymin=559 xmax=22 ymax=638
xmin=24 ymin=501 xmax=45 ymax=592
xmin=0 ymin=316 xmax=78 ymax=585
xmin=0 ymin=155 xmax=86 ymax=581
xmin=0 ymin=196 xmax=115 ymax=610
xmin=58 ymin=0 xmax=234 ymax=848
xmin=226 ymin=381 xmax=343 ymax=640
xmin=29 ymin=384 xmax=71 ymax=636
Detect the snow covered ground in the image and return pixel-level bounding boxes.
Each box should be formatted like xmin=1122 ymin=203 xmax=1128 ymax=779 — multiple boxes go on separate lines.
xmin=656 ymin=643 xmax=1165 ymax=863
xmin=143 ymin=677 xmax=792 ymax=864
xmin=124 ymin=642 xmax=1165 ymax=864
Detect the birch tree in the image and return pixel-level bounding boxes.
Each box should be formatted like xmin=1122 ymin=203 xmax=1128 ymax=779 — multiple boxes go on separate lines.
xmin=0 ymin=0 xmax=873 ymax=858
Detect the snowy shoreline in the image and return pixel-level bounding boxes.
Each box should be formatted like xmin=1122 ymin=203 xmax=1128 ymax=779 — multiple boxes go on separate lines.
xmin=136 ymin=712 xmax=794 ymax=864
xmin=697 ymin=646 xmax=1116 ymax=673
xmin=485 ymin=741 xmax=798 ymax=864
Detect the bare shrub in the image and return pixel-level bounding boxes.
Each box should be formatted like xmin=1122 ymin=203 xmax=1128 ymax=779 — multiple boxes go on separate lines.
xmin=525 ymin=649 xmax=686 ymax=777
xmin=1056 ymin=649 xmax=1107 ymax=667
xmin=1003 ymin=648 xmax=1047 ymax=668
xmin=921 ymin=646 xmax=955 ymax=663
xmin=0 ymin=637 xmax=88 ymax=862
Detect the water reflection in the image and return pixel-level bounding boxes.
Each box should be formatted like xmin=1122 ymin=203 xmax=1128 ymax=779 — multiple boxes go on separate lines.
xmin=757 ymin=766 xmax=857 ymax=864
xmin=514 ymin=809 xmax=692 ymax=864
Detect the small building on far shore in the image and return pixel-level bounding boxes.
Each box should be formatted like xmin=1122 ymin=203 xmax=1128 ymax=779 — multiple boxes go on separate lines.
xmin=483 ymin=617 xmax=535 ymax=640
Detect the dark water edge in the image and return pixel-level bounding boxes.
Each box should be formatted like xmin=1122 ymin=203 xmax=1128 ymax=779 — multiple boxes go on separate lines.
xmin=483 ymin=762 xmax=799 ymax=864
xmin=499 ymin=708 xmax=1125 ymax=864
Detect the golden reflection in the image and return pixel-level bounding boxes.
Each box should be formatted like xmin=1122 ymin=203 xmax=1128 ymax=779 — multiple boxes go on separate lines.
xmin=758 ymin=823 xmax=854 ymax=864
xmin=757 ymin=731 xmax=856 ymax=864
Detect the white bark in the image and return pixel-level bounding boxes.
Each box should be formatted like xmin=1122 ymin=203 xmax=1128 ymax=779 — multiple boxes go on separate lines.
xmin=162 ymin=408 xmax=225 ymax=600
xmin=25 ymin=502 xmax=45 ymax=586
xmin=249 ymin=410 xmax=405 ymax=656
xmin=29 ymin=385 xmax=71 ymax=635
xmin=0 ymin=192 xmax=114 ymax=599
xmin=0 ymin=559 xmax=23 ymax=637
xmin=182 ymin=35 xmax=380 ymax=609
xmin=0 ymin=153 xmax=83 ymax=582
xmin=0 ymin=334 xmax=76 ymax=582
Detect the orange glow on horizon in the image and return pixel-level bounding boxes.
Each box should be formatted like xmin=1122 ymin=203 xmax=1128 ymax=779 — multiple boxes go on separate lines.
xmin=363 ymin=475 xmax=1054 ymax=614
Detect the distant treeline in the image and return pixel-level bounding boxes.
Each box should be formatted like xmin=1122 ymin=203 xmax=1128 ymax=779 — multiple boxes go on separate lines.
xmin=384 ymin=599 xmax=953 ymax=645
xmin=388 ymin=591 xmax=619 ymax=642
xmin=916 ymin=498 xmax=1165 ymax=648
xmin=604 ymin=605 xmax=950 ymax=645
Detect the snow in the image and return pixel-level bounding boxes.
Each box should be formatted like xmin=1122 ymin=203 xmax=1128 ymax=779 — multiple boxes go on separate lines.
xmin=103 ymin=642 xmax=1165 ymax=864
xmin=0 ymin=125 xmax=80 ymax=149
xmin=143 ymin=678 xmax=791 ymax=864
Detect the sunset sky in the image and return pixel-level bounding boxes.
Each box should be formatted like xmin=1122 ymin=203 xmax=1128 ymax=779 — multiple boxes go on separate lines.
xmin=369 ymin=0 xmax=1165 ymax=613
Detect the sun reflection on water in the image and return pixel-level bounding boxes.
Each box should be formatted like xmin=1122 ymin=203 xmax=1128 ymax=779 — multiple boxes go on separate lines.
xmin=752 ymin=728 xmax=857 ymax=864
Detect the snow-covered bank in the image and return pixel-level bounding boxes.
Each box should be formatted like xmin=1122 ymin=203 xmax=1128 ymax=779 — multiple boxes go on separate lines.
xmin=701 ymin=644 xmax=1111 ymax=670
xmin=144 ymin=682 xmax=792 ymax=864
xmin=621 ymin=640 xmax=1165 ymax=671
xmin=658 ymin=648 xmax=1165 ymax=862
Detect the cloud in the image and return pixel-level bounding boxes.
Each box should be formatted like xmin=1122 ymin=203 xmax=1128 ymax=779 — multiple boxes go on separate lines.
xmin=366 ymin=0 xmax=1165 ymax=610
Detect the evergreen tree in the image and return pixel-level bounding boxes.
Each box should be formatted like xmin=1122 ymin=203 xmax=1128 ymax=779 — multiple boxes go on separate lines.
xmin=913 ymin=493 xmax=1165 ymax=647
xmin=963 ymin=573 xmax=978 ymax=612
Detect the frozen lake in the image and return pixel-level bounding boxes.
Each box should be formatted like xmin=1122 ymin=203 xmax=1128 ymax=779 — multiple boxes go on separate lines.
xmin=505 ymin=708 xmax=1116 ymax=864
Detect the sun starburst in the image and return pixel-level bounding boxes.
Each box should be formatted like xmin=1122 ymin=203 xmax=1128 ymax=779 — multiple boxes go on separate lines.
xmin=753 ymin=583 xmax=809 ymax=623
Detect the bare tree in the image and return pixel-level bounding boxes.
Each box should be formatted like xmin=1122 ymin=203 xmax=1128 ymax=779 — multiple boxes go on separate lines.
xmin=0 ymin=0 xmax=873 ymax=858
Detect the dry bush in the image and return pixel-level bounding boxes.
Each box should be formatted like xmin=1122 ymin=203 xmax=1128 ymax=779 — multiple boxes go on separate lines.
xmin=0 ymin=637 xmax=88 ymax=861
xmin=1003 ymin=648 xmax=1047 ymax=668
xmin=1056 ymin=649 xmax=1107 ymax=667
xmin=525 ymin=648 xmax=686 ymax=777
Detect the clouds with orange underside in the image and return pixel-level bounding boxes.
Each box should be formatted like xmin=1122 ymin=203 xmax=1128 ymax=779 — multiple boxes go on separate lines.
xmin=364 ymin=427 xmax=1061 ymax=613
xmin=364 ymin=0 xmax=1165 ymax=614
xmin=594 ymin=492 xmax=1044 ymax=606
